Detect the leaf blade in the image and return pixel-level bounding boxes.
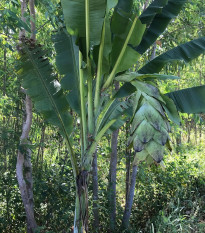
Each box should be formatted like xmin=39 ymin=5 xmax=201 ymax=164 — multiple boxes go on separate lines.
xmin=166 ymin=85 xmax=205 ymax=114
xmin=139 ymin=37 xmax=205 ymax=74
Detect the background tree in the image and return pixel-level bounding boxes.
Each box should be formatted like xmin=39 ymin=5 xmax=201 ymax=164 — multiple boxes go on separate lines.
xmin=16 ymin=0 xmax=37 ymax=232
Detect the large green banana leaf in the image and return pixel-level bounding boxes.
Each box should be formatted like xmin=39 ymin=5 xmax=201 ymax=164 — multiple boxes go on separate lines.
xmin=139 ymin=0 xmax=168 ymax=26
xmin=93 ymin=15 xmax=112 ymax=77
xmin=167 ymin=85 xmax=205 ymax=114
xmin=110 ymin=0 xmax=146 ymax=73
xmin=107 ymin=0 xmax=118 ymax=10
xmin=139 ymin=37 xmax=205 ymax=74
xmin=115 ymin=0 xmax=133 ymax=12
xmin=52 ymin=29 xmax=80 ymax=114
xmin=136 ymin=0 xmax=187 ymax=54
xmin=115 ymin=72 xmax=180 ymax=82
xmin=18 ymin=44 xmax=73 ymax=140
xmin=61 ymin=0 xmax=106 ymax=46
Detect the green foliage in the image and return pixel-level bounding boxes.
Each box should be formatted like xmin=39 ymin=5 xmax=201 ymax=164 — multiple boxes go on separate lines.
xmin=16 ymin=0 xmax=204 ymax=168
xmin=139 ymin=37 xmax=205 ymax=74
xmin=0 ymin=149 xmax=76 ymax=232
xmin=129 ymin=146 xmax=205 ymax=232
xmin=61 ymin=0 xmax=106 ymax=46
xmin=18 ymin=42 xmax=73 ymax=139
xmin=136 ymin=0 xmax=187 ymax=54
xmin=52 ymin=29 xmax=80 ymax=114
xmin=167 ymin=85 xmax=205 ymax=114
xmin=1 ymin=0 xmax=205 ymax=232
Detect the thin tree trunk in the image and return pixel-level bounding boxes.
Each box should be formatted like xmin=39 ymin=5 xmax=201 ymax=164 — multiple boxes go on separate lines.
xmin=3 ymin=48 xmax=7 ymax=96
xmin=36 ymin=124 xmax=45 ymax=167
xmin=186 ymin=117 xmax=191 ymax=143
xmin=92 ymin=150 xmax=99 ymax=232
xmin=199 ymin=123 xmax=202 ymax=143
xmin=199 ymin=61 xmax=202 ymax=143
xmin=108 ymin=128 xmax=119 ymax=232
xmin=16 ymin=0 xmax=37 ymax=232
xmin=121 ymin=165 xmax=138 ymax=231
xmin=150 ymin=42 xmax=157 ymax=61
xmin=176 ymin=130 xmax=182 ymax=153
xmin=3 ymin=46 xmax=7 ymax=170
xmin=29 ymin=0 xmax=36 ymax=41
xmin=16 ymin=95 xmax=37 ymax=233
xmin=125 ymin=123 xmax=131 ymax=204
xmin=108 ymin=82 xmax=120 ymax=232
xmin=194 ymin=123 xmax=197 ymax=145
xmin=125 ymin=150 xmax=131 ymax=204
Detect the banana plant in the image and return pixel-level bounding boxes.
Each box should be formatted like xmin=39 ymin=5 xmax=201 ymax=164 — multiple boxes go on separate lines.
xmin=17 ymin=0 xmax=205 ymax=232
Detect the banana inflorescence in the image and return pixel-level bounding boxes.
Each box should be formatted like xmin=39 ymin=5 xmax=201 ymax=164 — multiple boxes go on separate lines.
xmin=129 ymin=80 xmax=172 ymax=166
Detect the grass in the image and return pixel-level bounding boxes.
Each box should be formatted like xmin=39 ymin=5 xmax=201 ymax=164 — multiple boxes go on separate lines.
xmin=129 ymin=142 xmax=205 ymax=233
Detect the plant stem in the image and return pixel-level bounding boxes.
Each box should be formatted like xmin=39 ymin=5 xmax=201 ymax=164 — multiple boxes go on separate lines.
xmin=92 ymin=150 xmax=99 ymax=232
xmin=79 ymin=51 xmax=87 ymax=152
xmin=85 ymin=0 xmax=94 ymax=134
xmin=85 ymin=0 xmax=90 ymax=62
xmin=94 ymin=21 xmax=105 ymax=116
xmin=121 ymin=165 xmax=138 ymax=230
xmin=109 ymin=128 xmax=119 ymax=232
xmin=74 ymin=171 xmax=89 ymax=233
xmin=83 ymin=119 xmax=116 ymax=170
xmin=103 ymin=16 xmax=138 ymax=89
xmin=108 ymin=82 xmax=120 ymax=232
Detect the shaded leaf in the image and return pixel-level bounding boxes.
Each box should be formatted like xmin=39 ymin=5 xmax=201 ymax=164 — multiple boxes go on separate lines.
xmin=139 ymin=0 xmax=168 ymax=26
xmin=166 ymin=85 xmax=205 ymax=114
xmin=136 ymin=0 xmax=187 ymax=54
xmin=139 ymin=37 xmax=205 ymax=74
xmin=52 ymin=29 xmax=80 ymax=113
xmin=61 ymin=0 xmax=106 ymax=46
xmin=18 ymin=44 xmax=73 ymax=139
xmin=115 ymin=72 xmax=180 ymax=82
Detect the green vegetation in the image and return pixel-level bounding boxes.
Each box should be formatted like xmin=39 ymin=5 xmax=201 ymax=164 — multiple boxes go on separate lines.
xmin=0 ymin=135 xmax=205 ymax=232
xmin=0 ymin=0 xmax=205 ymax=232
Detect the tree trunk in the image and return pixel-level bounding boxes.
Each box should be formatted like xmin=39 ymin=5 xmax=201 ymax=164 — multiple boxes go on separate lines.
xmin=121 ymin=165 xmax=138 ymax=231
xmin=74 ymin=170 xmax=89 ymax=233
xmin=176 ymin=129 xmax=182 ymax=153
xmin=125 ymin=123 xmax=131 ymax=204
xmin=16 ymin=96 xmax=37 ymax=233
xmin=194 ymin=123 xmax=197 ymax=145
xmin=92 ymin=151 xmax=99 ymax=232
xmin=186 ymin=117 xmax=191 ymax=143
xmin=125 ymin=150 xmax=131 ymax=204
xmin=16 ymin=1 xmax=37 ymax=232
xmin=199 ymin=123 xmax=202 ymax=143
xmin=150 ymin=42 xmax=157 ymax=61
xmin=108 ymin=128 xmax=119 ymax=232
xmin=3 ymin=46 xmax=7 ymax=170
xmin=29 ymin=0 xmax=36 ymax=41
xmin=19 ymin=0 xmax=27 ymax=40
xmin=108 ymin=82 xmax=120 ymax=232
xmin=36 ymin=124 xmax=45 ymax=167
